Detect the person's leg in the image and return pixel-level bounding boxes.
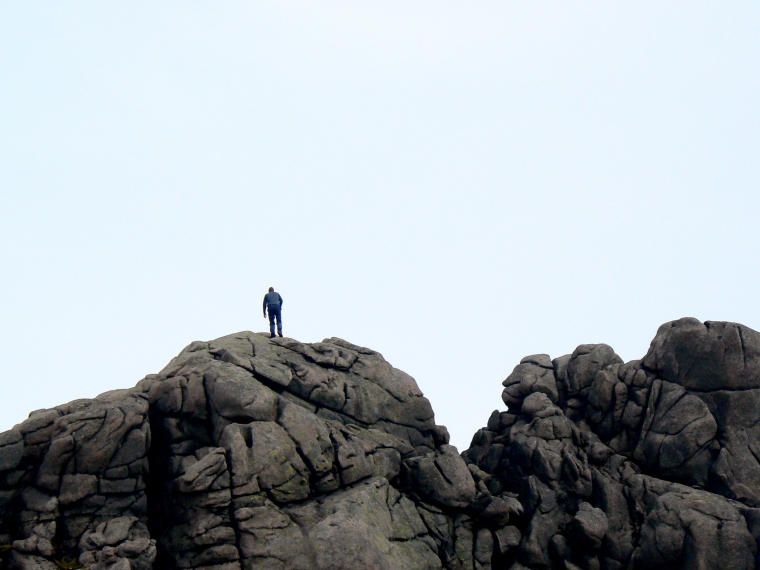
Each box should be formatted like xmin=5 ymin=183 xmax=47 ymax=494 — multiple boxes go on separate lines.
xmin=268 ymin=308 xmax=276 ymax=337
xmin=274 ymin=306 xmax=283 ymax=336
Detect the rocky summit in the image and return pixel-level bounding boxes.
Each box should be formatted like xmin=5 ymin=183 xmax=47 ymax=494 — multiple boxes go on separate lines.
xmin=1 ymin=319 xmax=760 ymax=570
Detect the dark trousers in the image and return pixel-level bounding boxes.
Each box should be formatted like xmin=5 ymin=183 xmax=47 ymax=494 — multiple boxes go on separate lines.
xmin=267 ymin=305 xmax=282 ymax=336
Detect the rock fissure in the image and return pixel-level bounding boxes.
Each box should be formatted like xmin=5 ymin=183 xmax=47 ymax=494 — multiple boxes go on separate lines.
xmin=739 ymin=326 xmax=750 ymax=371
xmin=684 ymin=386 xmax=760 ymax=393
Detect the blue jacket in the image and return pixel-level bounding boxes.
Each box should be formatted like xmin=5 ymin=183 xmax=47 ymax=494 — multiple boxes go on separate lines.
xmin=263 ymin=292 xmax=283 ymax=313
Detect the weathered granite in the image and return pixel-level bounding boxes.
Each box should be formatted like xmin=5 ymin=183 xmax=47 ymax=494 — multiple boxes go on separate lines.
xmin=464 ymin=318 xmax=760 ymax=569
xmin=0 ymin=332 xmax=490 ymax=570
xmin=2 ymin=319 xmax=760 ymax=570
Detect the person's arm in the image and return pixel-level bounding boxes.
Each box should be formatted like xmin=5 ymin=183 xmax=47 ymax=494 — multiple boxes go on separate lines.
xmin=278 ymin=293 xmax=283 ymax=308
xmin=263 ymin=295 xmax=267 ymax=317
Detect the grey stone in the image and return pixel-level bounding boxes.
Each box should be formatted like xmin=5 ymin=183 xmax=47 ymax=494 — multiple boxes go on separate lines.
xmin=566 ymin=344 xmax=623 ymax=399
xmin=463 ymin=320 xmax=760 ymax=570
xmin=250 ymin=357 xmax=293 ymax=388
xmin=632 ymin=379 xmax=717 ymax=485
xmin=15 ymin=409 xmax=61 ymax=446
xmin=629 ymin=480 xmax=756 ymax=570
xmin=7 ymin=552 xmax=58 ymax=570
xmin=59 ymin=474 xmax=99 ymax=504
xmin=176 ymin=448 xmax=228 ymax=493
xmin=284 ymin=477 xmax=442 ymax=570
xmin=223 ymin=421 xmax=309 ymax=503
xmin=502 ymin=359 xmax=559 ymax=411
xmin=403 ymin=445 xmax=477 ymax=508
xmin=568 ymin=502 xmax=608 ymax=550
xmin=493 ymin=525 xmax=521 ymax=556
xmin=276 ymin=399 xmax=334 ymax=476
xmin=642 ymin=318 xmax=760 ymax=390
xmin=6 ymin=321 xmax=760 ymax=570
xmin=205 ymin=361 xmax=279 ymax=424
xmin=0 ymin=429 xmax=24 ymax=472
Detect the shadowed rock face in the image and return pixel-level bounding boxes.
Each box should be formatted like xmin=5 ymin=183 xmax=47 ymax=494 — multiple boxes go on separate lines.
xmin=465 ymin=318 xmax=760 ymax=570
xmin=2 ymin=319 xmax=760 ymax=570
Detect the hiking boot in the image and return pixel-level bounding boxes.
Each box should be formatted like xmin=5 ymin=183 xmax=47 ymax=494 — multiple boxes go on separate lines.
xmin=278 ymin=330 xmax=283 ymax=337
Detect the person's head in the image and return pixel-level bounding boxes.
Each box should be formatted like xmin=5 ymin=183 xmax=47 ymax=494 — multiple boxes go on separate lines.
xmin=268 ymin=287 xmax=274 ymax=292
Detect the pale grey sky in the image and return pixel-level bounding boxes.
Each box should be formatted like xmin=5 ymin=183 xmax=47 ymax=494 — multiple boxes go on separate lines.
xmin=2 ymin=3 xmax=759 ymax=451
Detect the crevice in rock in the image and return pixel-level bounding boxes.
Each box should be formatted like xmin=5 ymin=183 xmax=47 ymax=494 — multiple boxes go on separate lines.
xmin=739 ymin=325 xmax=749 ymax=371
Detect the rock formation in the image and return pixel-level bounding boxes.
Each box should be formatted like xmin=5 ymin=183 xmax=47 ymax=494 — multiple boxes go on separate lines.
xmin=1 ymin=318 xmax=760 ymax=569
xmin=465 ymin=318 xmax=760 ymax=570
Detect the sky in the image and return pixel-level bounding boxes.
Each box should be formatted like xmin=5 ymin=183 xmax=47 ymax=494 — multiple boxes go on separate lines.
xmin=2 ymin=2 xmax=759 ymax=452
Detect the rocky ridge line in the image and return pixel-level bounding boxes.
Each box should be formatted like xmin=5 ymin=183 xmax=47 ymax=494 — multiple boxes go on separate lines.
xmin=1 ymin=318 xmax=760 ymax=569
xmin=0 ymin=332 xmax=498 ymax=570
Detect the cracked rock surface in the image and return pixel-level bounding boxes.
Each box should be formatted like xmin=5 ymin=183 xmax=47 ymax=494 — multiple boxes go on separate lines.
xmin=464 ymin=318 xmax=760 ymax=569
xmin=2 ymin=319 xmax=760 ymax=569
xmin=0 ymin=333 xmax=493 ymax=570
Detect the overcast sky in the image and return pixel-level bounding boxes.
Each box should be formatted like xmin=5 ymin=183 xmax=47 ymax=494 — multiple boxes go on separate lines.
xmin=2 ymin=3 xmax=759 ymax=451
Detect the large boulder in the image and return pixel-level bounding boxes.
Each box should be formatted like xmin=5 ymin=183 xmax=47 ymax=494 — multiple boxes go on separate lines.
xmin=0 ymin=332 xmax=493 ymax=570
xmin=628 ymin=475 xmax=756 ymax=570
xmin=642 ymin=318 xmax=760 ymax=390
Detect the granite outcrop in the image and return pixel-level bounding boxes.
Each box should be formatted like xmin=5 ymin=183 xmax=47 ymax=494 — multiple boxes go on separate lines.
xmin=465 ymin=318 xmax=760 ymax=569
xmin=1 ymin=318 xmax=759 ymax=569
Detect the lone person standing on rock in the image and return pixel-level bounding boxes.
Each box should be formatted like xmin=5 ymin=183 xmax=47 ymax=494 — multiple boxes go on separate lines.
xmin=263 ymin=287 xmax=283 ymax=338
